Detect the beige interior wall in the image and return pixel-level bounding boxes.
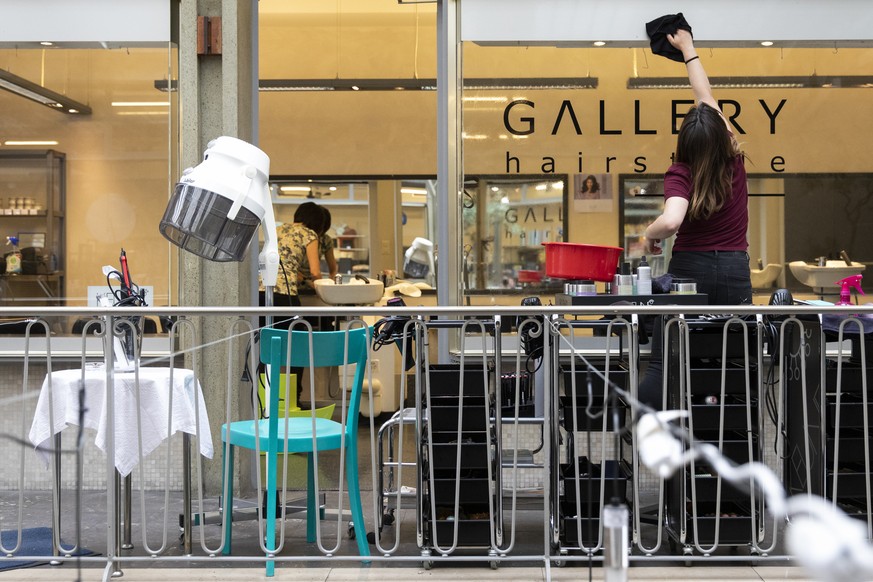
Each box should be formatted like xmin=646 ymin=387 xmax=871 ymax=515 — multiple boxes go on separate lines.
xmin=0 ymin=47 xmax=173 ymax=306
xmin=257 ymin=13 xmax=873 ymax=253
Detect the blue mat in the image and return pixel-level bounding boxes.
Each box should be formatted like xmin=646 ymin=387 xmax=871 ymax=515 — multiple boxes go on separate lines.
xmin=0 ymin=527 xmax=94 ymax=571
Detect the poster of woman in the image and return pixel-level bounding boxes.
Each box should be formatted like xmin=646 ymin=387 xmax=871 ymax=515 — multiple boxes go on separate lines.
xmin=573 ymin=173 xmax=613 ymax=213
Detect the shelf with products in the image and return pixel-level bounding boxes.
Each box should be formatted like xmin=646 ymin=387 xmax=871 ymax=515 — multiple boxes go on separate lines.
xmin=0 ymin=150 xmax=65 ymax=306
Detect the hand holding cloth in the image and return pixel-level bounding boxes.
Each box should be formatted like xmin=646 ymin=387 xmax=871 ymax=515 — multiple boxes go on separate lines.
xmin=645 ymin=13 xmax=693 ymax=62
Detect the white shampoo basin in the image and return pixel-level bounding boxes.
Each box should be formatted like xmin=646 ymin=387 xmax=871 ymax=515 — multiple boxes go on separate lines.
xmin=313 ymin=278 xmax=385 ymax=305
xmin=788 ymin=260 xmax=866 ymax=291
xmin=750 ymin=263 xmax=782 ymax=289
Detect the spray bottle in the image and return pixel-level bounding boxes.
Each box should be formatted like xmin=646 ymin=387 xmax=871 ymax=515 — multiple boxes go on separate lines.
xmin=5 ymin=236 xmax=21 ymax=275
xmin=836 ymin=274 xmax=864 ymax=306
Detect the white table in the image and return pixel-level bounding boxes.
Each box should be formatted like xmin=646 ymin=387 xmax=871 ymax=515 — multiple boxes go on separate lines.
xmin=29 ymin=365 xmax=213 ymax=476
xmin=29 ymin=365 xmax=214 ymax=558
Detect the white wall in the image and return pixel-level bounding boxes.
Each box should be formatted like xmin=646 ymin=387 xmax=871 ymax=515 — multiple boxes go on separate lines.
xmin=0 ymin=0 xmax=170 ymax=46
xmin=461 ymin=0 xmax=873 ymax=46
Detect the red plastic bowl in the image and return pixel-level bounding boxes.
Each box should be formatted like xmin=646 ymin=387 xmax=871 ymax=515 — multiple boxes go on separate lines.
xmin=542 ymin=242 xmax=623 ymax=281
xmin=517 ymin=269 xmax=543 ymax=283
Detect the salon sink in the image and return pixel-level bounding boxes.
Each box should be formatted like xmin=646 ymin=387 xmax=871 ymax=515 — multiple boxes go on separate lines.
xmin=788 ymin=260 xmax=866 ymax=291
xmin=750 ymin=263 xmax=783 ymax=289
xmin=313 ymin=278 xmax=385 ymax=305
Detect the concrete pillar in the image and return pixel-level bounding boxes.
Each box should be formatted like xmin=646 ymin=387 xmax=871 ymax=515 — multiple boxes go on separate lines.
xmin=178 ymin=0 xmax=257 ymax=493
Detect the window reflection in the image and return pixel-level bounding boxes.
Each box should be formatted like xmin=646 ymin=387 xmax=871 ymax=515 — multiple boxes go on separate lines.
xmin=463 ymin=175 xmax=567 ymax=290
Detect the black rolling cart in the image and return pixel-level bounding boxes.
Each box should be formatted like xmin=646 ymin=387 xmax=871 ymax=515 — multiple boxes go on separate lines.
xmin=549 ymin=316 xmax=635 ymax=562
xmin=785 ymin=315 xmax=873 ymax=531
xmin=663 ymin=316 xmax=766 ymax=555
xmin=416 ymin=318 xmax=505 ymax=569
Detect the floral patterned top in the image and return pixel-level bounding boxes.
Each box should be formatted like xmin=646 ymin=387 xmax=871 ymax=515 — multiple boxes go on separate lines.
xmin=300 ymin=233 xmax=336 ymax=289
xmin=264 ymin=222 xmax=318 ymax=296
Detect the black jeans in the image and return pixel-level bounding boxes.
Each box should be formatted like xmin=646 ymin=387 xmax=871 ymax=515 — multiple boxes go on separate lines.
xmin=638 ymin=251 xmax=752 ymax=409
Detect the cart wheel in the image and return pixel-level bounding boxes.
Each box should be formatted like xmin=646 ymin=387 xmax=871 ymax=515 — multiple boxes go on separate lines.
xmin=383 ymin=510 xmax=395 ymax=526
xmin=348 ymin=523 xmax=355 ymax=540
xmin=553 ymin=559 xmax=565 ymax=568
xmin=422 ymin=560 xmax=433 ymax=570
xmin=682 ymin=545 xmax=694 ymax=567
xmin=366 ymin=531 xmax=377 ymax=545
xmin=489 ymin=560 xmax=498 ymax=570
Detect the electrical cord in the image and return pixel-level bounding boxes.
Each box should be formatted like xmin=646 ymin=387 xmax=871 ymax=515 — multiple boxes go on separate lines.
xmin=372 ymin=316 xmax=412 ymax=351
xmin=242 ymin=331 xmax=264 ymax=418
xmin=105 ymin=267 xmax=147 ymax=307
xmin=761 ymin=318 xmax=788 ymax=459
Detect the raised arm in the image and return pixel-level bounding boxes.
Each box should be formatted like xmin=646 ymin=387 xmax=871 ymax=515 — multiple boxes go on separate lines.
xmin=668 ymin=29 xmax=734 ymax=137
xmin=667 ymin=30 xmax=716 ymax=108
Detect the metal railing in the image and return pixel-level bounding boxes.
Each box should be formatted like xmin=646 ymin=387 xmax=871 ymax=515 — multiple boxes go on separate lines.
xmin=0 ymin=303 xmax=871 ymax=581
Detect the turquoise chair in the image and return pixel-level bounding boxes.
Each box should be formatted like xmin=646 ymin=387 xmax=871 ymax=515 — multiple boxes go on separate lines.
xmin=220 ymin=326 xmax=371 ymax=576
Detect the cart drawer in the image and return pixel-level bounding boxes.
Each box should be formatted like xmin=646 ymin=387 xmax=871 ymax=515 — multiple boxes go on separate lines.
xmin=560 ymin=512 xmax=631 ymax=547
xmin=560 ymin=459 xmax=630 ymax=516
xmin=432 ymin=518 xmax=493 ymax=546
xmin=559 ymin=396 xmax=627 ymax=432
xmin=825 ymin=364 xmax=873 ymax=395
xmin=431 ymin=477 xmax=492 ymax=505
xmin=561 ymin=362 xmax=629 ymax=398
xmin=826 ymin=393 xmax=873 ymax=429
xmin=429 ymin=441 xmax=490 ymax=470
xmin=678 ymin=502 xmax=755 ymax=545
xmin=689 ymin=395 xmax=756 ymax=432
xmin=686 ymin=363 xmax=757 ymax=396
xmin=427 ymin=363 xmax=491 ymax=397
xmin=428 ymin=401 xmax=489 ymax=432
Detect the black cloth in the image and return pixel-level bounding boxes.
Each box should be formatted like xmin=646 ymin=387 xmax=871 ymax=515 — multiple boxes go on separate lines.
xmin=822 ymin=313 xmax=873 ymax=336
xmin=645 ymin=13 xmax=693 ymax=62
xmin=652 ymin=273 xmax=674 ymax=294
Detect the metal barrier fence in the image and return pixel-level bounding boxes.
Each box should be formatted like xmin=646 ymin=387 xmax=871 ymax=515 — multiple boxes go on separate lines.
xmin=0 ymin=303 xmax=871 ymax=581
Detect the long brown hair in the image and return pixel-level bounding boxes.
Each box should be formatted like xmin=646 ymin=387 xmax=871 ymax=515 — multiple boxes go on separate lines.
xmin=675 ymin=102 xmax=741 ymax=220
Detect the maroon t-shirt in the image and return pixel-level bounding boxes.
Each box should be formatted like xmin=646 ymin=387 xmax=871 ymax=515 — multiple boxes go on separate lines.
xmin=664 ymin=155 xmax=749 ymax=252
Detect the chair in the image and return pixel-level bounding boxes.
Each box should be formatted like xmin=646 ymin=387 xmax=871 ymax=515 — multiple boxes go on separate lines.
xmin=220 ymin=326 xmax=370 ymax=576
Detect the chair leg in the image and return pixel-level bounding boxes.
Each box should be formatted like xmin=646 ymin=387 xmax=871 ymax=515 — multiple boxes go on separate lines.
xmin=346 ymin=449 xmax=371 ymax=558
xmin=221 ymin=444 xmax=234 ymax=556
xmin=306 ymin=453 xmax=316 ymax=543
xmin=265 ymin=451 xmax=278 ymax=577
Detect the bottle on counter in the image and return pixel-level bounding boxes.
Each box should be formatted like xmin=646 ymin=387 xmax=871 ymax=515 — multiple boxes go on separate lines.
xmin=617 ymin=262 xmax=633 ymax=295
xmin=637 ymin=256 xmax=652 ymax=295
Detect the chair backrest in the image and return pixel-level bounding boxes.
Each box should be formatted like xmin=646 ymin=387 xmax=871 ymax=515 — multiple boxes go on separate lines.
xmin=260 ymin=325 xmax=370 ymax=434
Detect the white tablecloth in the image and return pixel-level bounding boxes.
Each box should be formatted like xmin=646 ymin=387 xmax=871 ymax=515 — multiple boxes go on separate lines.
xmin=29 ymin=365 xmax=214 ymax=477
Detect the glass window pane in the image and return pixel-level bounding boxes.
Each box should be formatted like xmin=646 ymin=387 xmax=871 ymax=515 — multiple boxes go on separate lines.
xmin=0 ymin=44 xmax=177 ymax=325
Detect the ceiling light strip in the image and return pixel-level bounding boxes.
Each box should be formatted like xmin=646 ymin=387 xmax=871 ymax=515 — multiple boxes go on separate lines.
xmin=628 ymin=76 xmax=873 ymax=89
xmin=0 ymin=69 xmax=91 ymax=114
xmin=156 ymin=77 xmax=598 ymax=93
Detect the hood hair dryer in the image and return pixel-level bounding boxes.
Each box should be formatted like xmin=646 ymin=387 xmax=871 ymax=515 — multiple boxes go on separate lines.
xmin=159 ymin=136 xmax=279 ymax=287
